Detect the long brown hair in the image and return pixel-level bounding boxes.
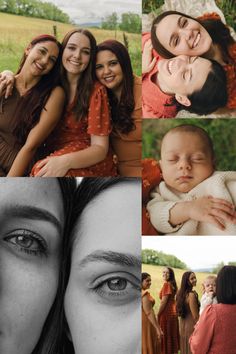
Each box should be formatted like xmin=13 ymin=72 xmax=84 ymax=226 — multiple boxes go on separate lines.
xmin=60 ymin=28 xmax=97 ymax=121
xmin=151 ymin=10 xmax=235 ymax=63
xmin=13 ymin=34 xmax=62 ymax=144
xmin=96 ymin=40 xmax=135 ymax=134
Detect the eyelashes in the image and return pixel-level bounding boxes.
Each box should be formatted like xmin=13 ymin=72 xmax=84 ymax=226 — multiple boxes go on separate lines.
xmin=92 ymin=273 xmax=141 ymax=304
xmin=3 ymin=229 xmax=48 ymax=257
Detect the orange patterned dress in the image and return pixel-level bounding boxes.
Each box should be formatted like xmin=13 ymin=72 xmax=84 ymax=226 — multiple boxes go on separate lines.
xmin=31 ymin=81 xmax=117 ymax=177
xmin=142 ymin=290 xmax=161 ymax=354
xmin=159 ymin=282 xmax=180 ymax=354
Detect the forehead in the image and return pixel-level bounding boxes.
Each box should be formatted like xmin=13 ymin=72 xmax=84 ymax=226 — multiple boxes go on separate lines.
xmin=0 ymin=179 xmax=63 ymax=220
xmin=162 ymin=131 xmax=209 ymax=152
xmin=71 ymin=182 xmax=141 ymax=260
xmin=67 ymin=32 xmax=91 ymax=47
xmin=34 ymin=41 xmax=59 ymax=53
xmin=96 ymin=50 xmax=118 ymax=62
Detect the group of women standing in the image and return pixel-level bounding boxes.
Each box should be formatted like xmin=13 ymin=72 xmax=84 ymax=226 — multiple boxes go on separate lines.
xmin=0 ymin=28 xmax=141 ymax=177
xmin=142 ymin=265 xmax=236 ymax=354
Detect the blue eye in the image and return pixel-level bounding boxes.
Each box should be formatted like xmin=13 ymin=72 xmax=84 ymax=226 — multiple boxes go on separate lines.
xmin=4 ymin=230 xmax=48 ymax=257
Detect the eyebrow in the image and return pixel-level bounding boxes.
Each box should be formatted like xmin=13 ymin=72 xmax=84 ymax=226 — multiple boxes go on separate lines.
xmin=79 ymin=251 xmax=141 ymax=269
xmin=39 ymin=46 xmax=57 ymax=60
xmin=4 ymin=205 xmax=62 ymax=234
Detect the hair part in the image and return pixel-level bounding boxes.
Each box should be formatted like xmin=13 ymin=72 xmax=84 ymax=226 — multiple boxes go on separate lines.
xmin=96 ymin=40 xmax=135 ymax=134
xmin=60 ymin=28 xmax=97 ymax=121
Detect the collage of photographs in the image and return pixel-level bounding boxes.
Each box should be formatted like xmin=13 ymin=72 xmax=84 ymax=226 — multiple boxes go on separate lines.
xmin=0 ymin=0 xmax=235 ymax=353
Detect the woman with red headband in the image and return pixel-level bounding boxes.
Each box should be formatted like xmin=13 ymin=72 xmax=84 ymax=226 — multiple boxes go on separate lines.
xmin=0 ymin=34 xmax=64 ymax=176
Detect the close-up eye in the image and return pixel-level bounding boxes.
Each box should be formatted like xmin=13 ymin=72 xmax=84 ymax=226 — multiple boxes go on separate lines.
xmin=110 ymin=60 xmax=118 ymax=66
xmin=92 ymin=272 xmax=140 ymax=304
xmin=3 ymin=229 xmax=48 ymax=257
xmin=95 ymin=64 xmax=102 ymax=70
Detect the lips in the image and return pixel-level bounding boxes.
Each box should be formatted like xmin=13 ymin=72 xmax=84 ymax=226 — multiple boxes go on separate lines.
xmin=34 ymin=62 xmax=44 ymax=71
xmin=103 ymin=76 xmax=115 ymax=83
xmin=68 ymin=60 xmax=81 ymax=66
xmin=177 ymin=176 xmax=193 ymax=181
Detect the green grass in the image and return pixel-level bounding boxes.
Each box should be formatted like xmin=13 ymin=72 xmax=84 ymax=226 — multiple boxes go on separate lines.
xmin=142 ymin=264 xmax=216 ymax=311
xmin=0 ymin=12 xmax=141 ymax=75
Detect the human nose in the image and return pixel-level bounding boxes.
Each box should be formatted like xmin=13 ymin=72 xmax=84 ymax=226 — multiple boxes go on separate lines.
xmin=180 ymin=28 xmax=193 ymax=41
xmin=73 ymin=48 xmax=81 ymax=59
xmin=178 ymin=157 xmax=191 ymax=170
xmin=103 ymin=65 xmax=111 ymax=75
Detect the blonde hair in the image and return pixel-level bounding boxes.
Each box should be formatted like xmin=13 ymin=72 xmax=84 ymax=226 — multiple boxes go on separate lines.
xmin=201 ymin=275 xmax=217 ymax=293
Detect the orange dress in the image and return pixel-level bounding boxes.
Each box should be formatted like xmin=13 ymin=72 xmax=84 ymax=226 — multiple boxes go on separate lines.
xmin=159 ymin=282 xmax=180 ymax=354
xmin=31 ymin=81 xmax=117 ymax=177
xmin=198 ymin=13 xmax=236 ymax=109
xmin=111 ymin=75 xmax=142 ymax=177
xmin=142 ymin=290 xmax=161 ymax=354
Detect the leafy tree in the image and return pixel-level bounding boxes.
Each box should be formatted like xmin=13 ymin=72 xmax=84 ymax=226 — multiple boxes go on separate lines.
xmin=142 ymin=249 xmax=186 ymax=269
xmin=119 ymin=12 xmax=141 ymax=33
xmin=101 ymin=12 xmax=118 ymax=30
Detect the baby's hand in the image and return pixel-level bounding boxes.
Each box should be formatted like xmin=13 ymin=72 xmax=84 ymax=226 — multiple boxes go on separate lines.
xmin=188 ymin=196 xmax=236 ymax=230
xmin=0 ymin=71 xmax=14 ymax=98
xmin=142 ymin=39 xmax=157 ymax=74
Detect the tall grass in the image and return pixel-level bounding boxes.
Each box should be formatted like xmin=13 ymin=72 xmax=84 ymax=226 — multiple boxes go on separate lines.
xmin=0 ymin=12 xmax=141 ymax=75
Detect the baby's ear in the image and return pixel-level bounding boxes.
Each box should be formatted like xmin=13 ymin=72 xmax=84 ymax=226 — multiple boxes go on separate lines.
xmin=175 ymin=94 xmax=191 ymax=107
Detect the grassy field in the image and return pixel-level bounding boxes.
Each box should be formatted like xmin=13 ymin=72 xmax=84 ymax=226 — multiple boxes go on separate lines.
xmin=0 ymin=12 xmax=141 ymax=75
xmin=142 ymin=264 xmax=216 ymax=311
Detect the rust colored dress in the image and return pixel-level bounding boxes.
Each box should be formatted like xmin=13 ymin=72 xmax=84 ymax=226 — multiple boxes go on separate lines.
xmin=111 ymin=75 xmax=142 ymax=177
xmin=142 ymin=290 xmax=161 ymax=354
xmin=31 ymin=81 xmax=117 ymax=177
xmin=159 ymin=282 xmax=180 ymax=354
xmin=179 ymin=291 xmax=200 ymax=354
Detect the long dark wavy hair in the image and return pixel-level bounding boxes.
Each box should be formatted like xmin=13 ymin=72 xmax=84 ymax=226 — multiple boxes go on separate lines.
xmin=176 ymin=271 xmax=199 ymax=318
xmin=60 ymin=28 xmax=97 ymax=121
xmin=151 ymin=11 xmax=235 ymax=63
xmin=96 ymin=40 xmax=135 ymax=134
xmin=13 ymin=34 xmax=62 ymax=144
xmin=32 ymin=178 xmax=77 ymax=354
xmin=165 ymin=267 xmax=178 ymax=295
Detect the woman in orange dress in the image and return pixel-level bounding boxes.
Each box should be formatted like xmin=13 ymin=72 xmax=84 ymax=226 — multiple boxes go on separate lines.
xmin=176 ymin=271 xmax=200 ymax=354
xmin=96 ymin=40 xmax=141 ymax=177
xmin=150 ymin=11 xmax=236 ymax=110
xmin=158 ymin=267 xmax=179 ymax=354
xmin=142 ymin=272 xmax=162 ymax=354
xmin=31 ymin=29 xmax=116 ymax=177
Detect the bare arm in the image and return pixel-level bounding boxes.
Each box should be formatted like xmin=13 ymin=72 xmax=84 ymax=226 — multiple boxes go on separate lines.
xmin=0 ymin=71 xmax=14 ymax=98
xmin=7 ymin=86 xmax=65 ymax=176
xmin=34 ymin=134 xmax=109 ymax=177
xmin=188 ymin=292 xmax=199 ymax=323
xmin=169 ymin=196 xmax=236 ymax=230
xmin=142 ymin=294 xmax=162 ymax=339
xmin=157 ymin=295 xmax=169 ymax=317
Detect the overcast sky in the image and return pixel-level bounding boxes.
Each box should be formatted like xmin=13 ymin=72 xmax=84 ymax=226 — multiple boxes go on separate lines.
xmin=42 ymin=0 xmax=141 ymax=24
xmin=142 ymin=236 xmax=236 ymax=269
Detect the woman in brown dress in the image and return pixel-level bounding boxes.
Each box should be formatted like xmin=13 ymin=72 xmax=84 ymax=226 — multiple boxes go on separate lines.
xmin=158 ymin=267 xmax=179 ymax=354
xmin=96 ymin=40 xmax=141 ymax=177
xmin=176 ymin=271 xmax=200 ymax=354
xmin=142 ymin=272 xmax=162 ymax=354
xmin=0 ymin=35 xmax=63 ymax=176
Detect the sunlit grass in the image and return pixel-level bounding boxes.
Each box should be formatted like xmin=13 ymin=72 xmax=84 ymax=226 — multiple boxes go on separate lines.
xmin=0 ymin=12 xmax=141 ymax=75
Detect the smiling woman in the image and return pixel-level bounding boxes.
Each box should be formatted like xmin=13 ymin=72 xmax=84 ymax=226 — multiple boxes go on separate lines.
xmin=0 ymin=177 xmax=76 ymax=354
xmin=61 ymin=177 xmax=141 ymax=354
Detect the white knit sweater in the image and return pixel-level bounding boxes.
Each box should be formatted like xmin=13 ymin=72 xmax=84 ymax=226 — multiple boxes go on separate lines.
xmin=147 ymin=171 xmax=236 ymax=235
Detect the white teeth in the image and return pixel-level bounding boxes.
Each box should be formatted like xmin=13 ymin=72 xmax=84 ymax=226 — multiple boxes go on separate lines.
xmin=193 ymin=33 xmax=200 ymax=48
xmin=167 ymin=60 xmax=173 ymax=74
xmin=104 ymin=76 xmax=114 ymax=82
xmin=35 ymin=62 xmax=43 ymax=70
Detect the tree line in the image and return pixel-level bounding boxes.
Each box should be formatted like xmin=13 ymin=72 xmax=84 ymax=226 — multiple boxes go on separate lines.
xmin=142 ymin=249 xmax=187 ymax=269
xmin=101 ymin=12 xmax=141 ymax=34
xmin=0 ymin=0 xmax=70 ymax=23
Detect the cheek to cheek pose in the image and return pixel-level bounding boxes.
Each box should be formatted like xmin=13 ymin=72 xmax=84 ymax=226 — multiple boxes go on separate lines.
xmin=63 ymin=178 xmax=141 ymax=354
xmin=0 ymin=177 xmax=76 ymax=354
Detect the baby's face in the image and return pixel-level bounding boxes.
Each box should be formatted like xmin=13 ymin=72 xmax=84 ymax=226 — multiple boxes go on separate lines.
xmin=160 ymin=131 xmax=214 ymax=193
xmin=204 ymin=278 xmax=216 ymax=294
